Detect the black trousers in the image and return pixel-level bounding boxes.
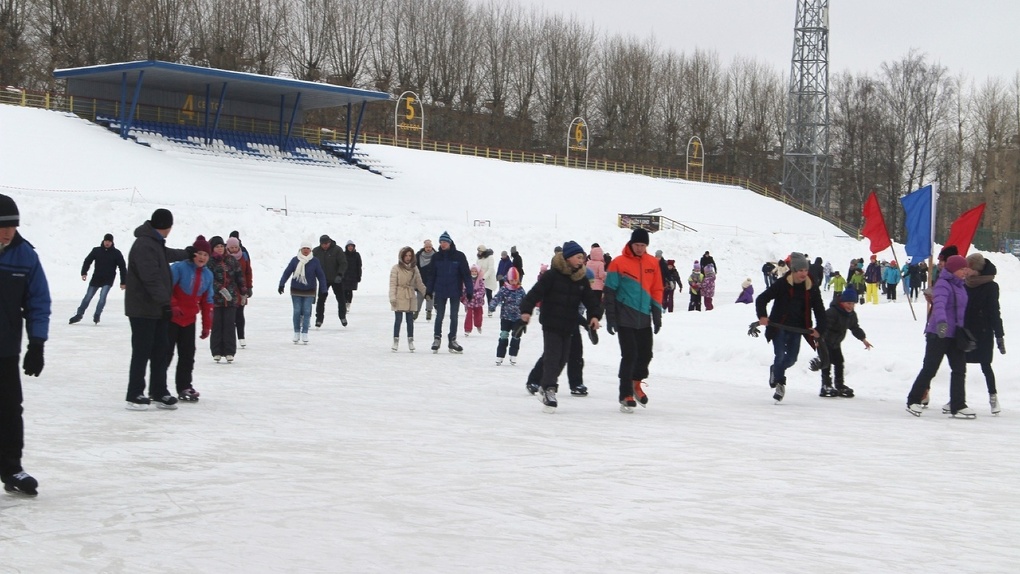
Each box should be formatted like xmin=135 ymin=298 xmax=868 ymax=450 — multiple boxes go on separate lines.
xmin=210 ymin=306 xmax=237 ymax=357
xmin=536 ymin=328 xmax=574 ymax=390
xmin=127 ymin=316 xmax=171 ymax=400
xmin=315 ymin=283 xmax=347 ymax=324
xmin=907 ymin=333 xmax=967 ymax=411
xmin=0 ymin=356 xmax=24 ymax=475
xmin=235 ymin=305 xmax=247 ymax=340
xmin=616 ymin=326 xmax=654 ymax=400
xmin=527 ymin=324 xmax=582 ymax=389
xmin=821 ymin=343 xmax=845 ymax=385
xmin=167 ymin=322 xmax=197 ymax=393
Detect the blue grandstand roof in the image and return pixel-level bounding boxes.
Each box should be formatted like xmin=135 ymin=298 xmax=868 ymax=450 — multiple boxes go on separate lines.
xmin=53 ymin=60 xmax=391 ymax=110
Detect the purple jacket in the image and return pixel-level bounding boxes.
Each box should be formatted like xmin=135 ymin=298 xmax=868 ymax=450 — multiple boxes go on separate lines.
xmin=925 ymin=272 xmax=967 ymax=337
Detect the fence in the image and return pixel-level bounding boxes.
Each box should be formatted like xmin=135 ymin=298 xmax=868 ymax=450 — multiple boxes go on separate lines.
xmin=2 ymin=87 xmax=860 ymax=235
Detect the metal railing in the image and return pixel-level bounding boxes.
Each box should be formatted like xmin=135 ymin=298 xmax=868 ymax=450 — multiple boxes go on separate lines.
xmin=2 ymin=87 xmax=859 ymax=235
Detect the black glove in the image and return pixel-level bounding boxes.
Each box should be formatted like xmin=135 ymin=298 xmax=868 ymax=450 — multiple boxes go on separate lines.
xmin=278 ymin=286 xmax=285 ymax=295
xmin=23 ymin=340 xmax=44 ymax=377
xmin=161 ymin=305 xmax=172 ymax=320
xmin=466 ymin=291 xmax=474 ymax=301
xmin=653 ymin=321 xmax=661 ymax=335
xmin=185 ymin=245 xmax=196 ymax=258
xmin=246 ymin=288 xmax=253 ymax=298
xmin=511 ymin=320 xmax=527 ymax=338
xmin=607 ymin=323 xmax=616 ymax=336
xmin=334 ymin=276 xmax=343 ymax=285
xmin=997 ymin=336 xmax=1006 ymax=354
xmin=936 ymin=322 xmax=948 ymax=338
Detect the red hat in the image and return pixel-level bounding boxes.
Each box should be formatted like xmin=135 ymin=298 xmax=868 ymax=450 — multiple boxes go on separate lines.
xmin=192 ymin=235 xmax=211 ymax=254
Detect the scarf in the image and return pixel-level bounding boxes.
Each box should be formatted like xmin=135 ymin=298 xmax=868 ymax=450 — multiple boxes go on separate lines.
xmin=294 ymin=249 xmax=313 ymax=284
xmin=229 ymin=249 xmax=243 ymax=261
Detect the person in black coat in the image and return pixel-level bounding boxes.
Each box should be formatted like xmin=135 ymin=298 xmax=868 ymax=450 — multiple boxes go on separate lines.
xmin=519 ymin=241 xmax=602 ymax=412
xmin=312 ymin=235 xmax=348 ymax=327
xmin=422 ymin=231 xmax=473 ymax=352
xmin=808 ymin=256 xmax=824 ymax=287
xmin=700 ymin=251 xmax=716 ymax=273
xmin=342 ymin=240 xmax=362 ymax=311
xmin=963 ymin=253 xmax=1005 ymax=414
xmin=70 ymin=233 xmax=126 ymax=325
xmin=754 ymin=252 xmax=827 ymax=402
xmin=510 ymin=245 xmax=525 ymax=281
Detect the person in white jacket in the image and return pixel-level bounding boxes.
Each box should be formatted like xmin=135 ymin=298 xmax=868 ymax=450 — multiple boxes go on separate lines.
xmin=476 ymin=244 xmax=498 ymax=315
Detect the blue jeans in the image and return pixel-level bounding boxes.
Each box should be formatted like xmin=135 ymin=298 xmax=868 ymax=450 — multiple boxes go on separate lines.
xmin=77 ymin=284 xmax=112 ymax=318
xmin=770 ymin=328 xmax=802 ymax=385
xmin=292 ymin=295 xmax=313 ymax=333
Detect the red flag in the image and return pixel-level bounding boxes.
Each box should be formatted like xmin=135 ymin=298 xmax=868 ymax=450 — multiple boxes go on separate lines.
xmin=861 ymin=191 xmax=892 ymax=254
xmin=944 ymin=203 xmax=986 ymax=257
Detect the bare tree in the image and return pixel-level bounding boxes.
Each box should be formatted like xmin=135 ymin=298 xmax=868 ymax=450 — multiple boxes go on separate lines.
xmin=324 ymin=0 xmax=375 ymax=86
xmin=0 ymin=0 xmax=30 ymax=86
xmin=506 ymin=6 xmax=540 ymax=120
xmin=284 ymin=0 xmax=329 ymax=81
xmin=141 ymin=0 xmax=195 ymax=62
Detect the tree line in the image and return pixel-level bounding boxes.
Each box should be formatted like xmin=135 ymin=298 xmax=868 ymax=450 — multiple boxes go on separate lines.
xmin=2 ymin=0 xmax=1018 ymax=236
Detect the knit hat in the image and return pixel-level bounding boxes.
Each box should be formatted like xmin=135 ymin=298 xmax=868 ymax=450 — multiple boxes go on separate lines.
xmin=562 ymin=240 xmax=584 ymax=259
xmin=226 ymin=237 xmax=240 ymax=250
xmin=655 ymin=250 xmax=663 ymax=258
xmin=630 ymin=228 xmax=650 ymax=245
xmin=150 ymin=208 xmax=174 ymax=229
xmin=300 ymin=237 xmax=315 ymax=249
xmin=500 ymin=250 xmax=508 ymax=257
xmin=209 ymin=235 xmax=225 ymax=249
xmin=938 ymin=245 xmax=959 ymax=261
xmin=841 ymin=287 xmax=858 ymax=302
xmin=0 ymin=194 xmax=18 ymax=227
xmin=192 ymin=235 xmax=211 ymax=254
xmin=667 ymin=259 xmax=675 ymax=266
xmin=741 ymin=278 xmax=753 ymax=289
xmin=345 ymin=240 xmax=355 ymax=247
xmin=693 ymin=262 xmax=701 ymax=271
xmin=470 ymin=264 xmax=479 ymax=274
xmin=103 ymin=233 xmax=114 ymax=242
xmin=319 ymin=234 xmax=332 ymax=244
xmin=229 ymin=230 xmax=240 ymax=239
xmin=439 ymin=231 xmax=452 ymax=244
xmin=505 ymin=267 xmax=520 ymax=285
xmin=788 ymin=252 xmax=809 ymax=272
xmin=478 ymin=244 xmax=487 ymax=252
xmin=967 ymin=253 xmax=986 ymax=272
xmin=510 ymin=245 xmax=518 ymax=254
xmin=944 ymin=254 xmax=967 ymax=274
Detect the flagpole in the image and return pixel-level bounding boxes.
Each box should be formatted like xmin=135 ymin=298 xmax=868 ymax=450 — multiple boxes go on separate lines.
xmin=926 ymin=183 xmax=939 ymax=319
xmin=888 ymin=243 xmax=917 ymax=321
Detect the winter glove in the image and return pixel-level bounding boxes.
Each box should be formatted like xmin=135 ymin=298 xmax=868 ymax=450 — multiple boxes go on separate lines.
xmin=334 ymin=275 xmax=343 ymax=285
xmin=185 ymin=245 xmax=196 ymax=258
xmin=246 ymin=288 xmax=253 ymax=298
xmin=23 ymin=340 xmax=44 ymax=377
xmin=511 ymin=320 xmax=527 ymax=338
xmin=278 ymin=286 xmax=285 ymax=295
xmin=161 ymin=305 xmax=172 ymax=320
xmin=200 ymin=328 xmax=210 ymax=340
xmin=653 ymin=321 xmax=661 ymax=335
xmin=652 ymin=309 xmax=662 ymax=334
xmin=606 ymin=323 xmax=616 ymax=336
xmin=466 ymin=291 xmax=474 ymax=301
xmin=936 ymin=322 xmax=948 ymax=338
xmin=219 ymin=287 xmax=233 ymax=302
xmin=997 ymin=336 xmax=1006 ymax=354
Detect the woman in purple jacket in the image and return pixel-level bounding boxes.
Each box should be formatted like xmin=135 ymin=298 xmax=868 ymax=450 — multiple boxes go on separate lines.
xmin=905 ymin=255 xmax=976 ymax=417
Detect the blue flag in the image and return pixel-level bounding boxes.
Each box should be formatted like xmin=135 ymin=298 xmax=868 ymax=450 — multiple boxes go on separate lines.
xmin=899 ymin=185 xmax=934 ymax=264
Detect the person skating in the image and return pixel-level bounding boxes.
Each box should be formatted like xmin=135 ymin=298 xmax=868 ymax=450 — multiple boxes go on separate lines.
xmin=167 ymin=236 xmax=214 ymax=402
xmin=524 ymin=267 xmax=598 ymax=396
xmin=123 ymin=208 xmax=191 ymax=411
xmin=415 ymin=239 xmax=437 ymax=321
xmin=422 ymin=231 xmax=473 ymax=354
xmin=70 ymin=233 xmax=125 ymax=325
xmin=463 ymin=265 xmax=486 ymax=336
xmin=389 ymin=246 xmax=427 ymax=352
xmin=279 ymin=238 xmax=328 ymax=344
xmin=312 ymin=234 xmax=348 ymax=328
xmin=342 ymin=240 xmax=362 ymax=312
xmin=755 ymin=252 xmax=827 ymax=403
xmin=519 ymin=241 xmax=602 ymax=413
xmin=476 ymin=244 xmax=497 ymax=312
xmin=206 ymin=236 xmax=245 ymax=363
xmin=905 ymin=255 xmax=976 ymax=417
xmin=604 ymin=228 xmax=663 ymax=413
xmin=489 ymin=267 xmax=526 ymax=365
xmin=226 ymin=236 xmax=252 ymax=348
xmin=963 ymin=253 xmax=1005 ymax=415
xmin=662 ymin=259 xmax=682 ymax=312
xmin=818 ymin=287 xmax=872 ymax=398
xmin=0 ymin=194 xmax=50 ymax=496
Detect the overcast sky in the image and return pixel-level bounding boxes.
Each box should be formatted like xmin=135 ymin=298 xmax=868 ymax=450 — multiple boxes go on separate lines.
xmin=499 ymin=0 xmax=1018 ymax=85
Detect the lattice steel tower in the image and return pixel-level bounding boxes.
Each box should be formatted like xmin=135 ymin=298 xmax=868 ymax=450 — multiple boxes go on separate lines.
xmin=782 ymin=0 xmax=830 ymax=210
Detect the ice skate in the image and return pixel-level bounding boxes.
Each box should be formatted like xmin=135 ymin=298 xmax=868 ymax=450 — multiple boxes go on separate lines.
xmin=431 ymin=336 xmax=442 ymax=353
xmin=407 ymin=337 xmax=415 ymax=352
xmin=990 ymin=394 xmax=1001 ymax=415
xmin=126 ymin=394 xmax=150 ymax=411
xmin=2 ymin=471 xmax=38 ymax=496
xmin=620 ymin=395 xmax=636 ymax=413
xmin=540 ymin=388 xmax=557 ymax=413
xmin=178 ymin=388 xmax=201 ymax=402
xmin=392 ymin=337 xmax=399 ymax=352
xmin=301 ymin=332 xmax=309 ymax=344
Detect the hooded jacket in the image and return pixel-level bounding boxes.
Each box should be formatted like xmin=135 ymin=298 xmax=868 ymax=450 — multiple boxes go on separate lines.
xmin=390 ymin=247 xmax=427 ymax=312
xmin=964 ymin=259 xmax=1003 ymax=364
xmin=755 ymin=272 xmax=827 ymax=342
xmin=312 ymin=240 xmax=348 ymax=284
xmin=604 ymin=242 xmax=663 ymax=330
xmin=520 ymin=253 xmax=602 ymax=333
xmin=586 ymin=247 xmax=607 ymax=290
xmin=926 ymin=270 xmax=967 ymax=338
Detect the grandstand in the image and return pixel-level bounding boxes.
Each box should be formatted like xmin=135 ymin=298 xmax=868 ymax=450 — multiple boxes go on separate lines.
xmin=53 ymin=60 xmax=392 ymax=175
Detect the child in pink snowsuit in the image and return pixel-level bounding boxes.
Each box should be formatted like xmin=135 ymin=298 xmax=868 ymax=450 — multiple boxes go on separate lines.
xmin=463 ymin=265 xmax=487 ymax=335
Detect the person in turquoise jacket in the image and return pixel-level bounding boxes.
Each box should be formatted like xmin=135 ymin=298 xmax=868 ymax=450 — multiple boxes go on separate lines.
xmin=882 ymin=259 xmax=900 ymax=302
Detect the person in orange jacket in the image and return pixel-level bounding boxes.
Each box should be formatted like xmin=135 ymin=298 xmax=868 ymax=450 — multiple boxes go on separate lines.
xmin=603 ymin=228 xmax=664 ymax=413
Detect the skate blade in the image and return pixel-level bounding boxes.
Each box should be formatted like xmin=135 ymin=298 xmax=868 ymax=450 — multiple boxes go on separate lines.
xmin=4 ymin=485 xmax=38 ymax=497
xmin=542 ymin=405 xmax=557 ymax=414
xmin=619 ymin=404 xmax=634 ymax=413
xmin=905 ymin=407 xmax=922 ymax=417
xmin=125 ymin=403 xmax=149 ymax=411
xmin=951 ymin=413 xmax=977 ymax=419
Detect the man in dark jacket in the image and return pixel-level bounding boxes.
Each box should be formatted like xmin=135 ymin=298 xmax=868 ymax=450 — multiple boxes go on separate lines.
xmin=510 ymin=245 xmax=524 ymax=281
xmin=123 ymin=208 xmax=190 ymax=411
xmin=312 ymin=234 xmax=348 ymax=328
xmin=423 ymin=231 xmax=473 ymax=353
xmin=755 ymin=252 xmax=827 ymax=403
xmin=342 ymin=240 xmax=362 ymax=312
xmin=519 ymin=241 xmax=602 ymax=412
xmin=0 ymin=195 xmax=50 ymax=496
xmin=70 ymin=233 xmax=126 ymax=325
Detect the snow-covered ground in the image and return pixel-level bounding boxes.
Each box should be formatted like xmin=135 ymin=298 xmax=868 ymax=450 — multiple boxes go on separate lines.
xmin=1 ymin=105 xmax=1017 ymax=573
